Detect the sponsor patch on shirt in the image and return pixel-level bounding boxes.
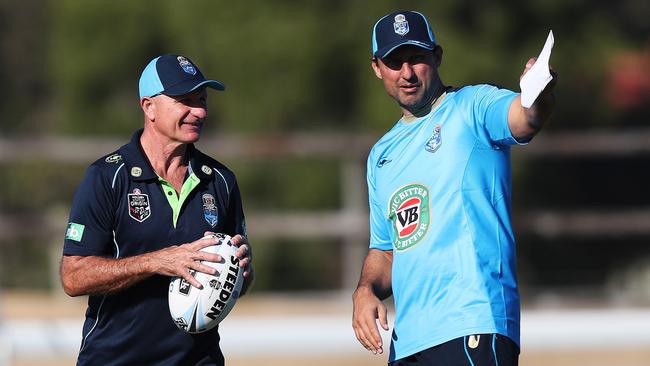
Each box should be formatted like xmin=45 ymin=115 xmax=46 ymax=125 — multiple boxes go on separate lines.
xmin=388 ymin=183 xmax=430 ymax=251
xmin=65 ymin=223 xmax=85 ymax=242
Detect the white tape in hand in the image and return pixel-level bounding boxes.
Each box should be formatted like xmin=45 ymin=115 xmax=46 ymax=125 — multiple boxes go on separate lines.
xmin=520 ymin=30 xmax=554 ymax=108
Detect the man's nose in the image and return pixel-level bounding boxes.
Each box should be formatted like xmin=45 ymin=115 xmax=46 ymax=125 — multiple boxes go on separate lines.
xmin=400 ymin=62 xmax=415 ymax=80
xmin=192 ymin=106 xmax=207 ymax=119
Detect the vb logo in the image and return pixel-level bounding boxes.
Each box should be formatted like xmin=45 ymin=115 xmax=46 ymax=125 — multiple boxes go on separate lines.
xmin=396 ymin=198 xmax=421 ymax=237
xmin=389 ymin=184 xmax=430 ymax=251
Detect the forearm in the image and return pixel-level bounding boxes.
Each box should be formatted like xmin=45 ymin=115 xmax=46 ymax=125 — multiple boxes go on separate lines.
xmin=354 ymin=249 xmax=393 ymax=300
xmin=509 ymin=58 xmax=558 ymax=140
xmin=60 ymin=254 xmax=155 ymax=296
xmin=508 ymin=90 xmax=555 ymax=141
xmin=524 ymin=88 xmax=555 ymax=131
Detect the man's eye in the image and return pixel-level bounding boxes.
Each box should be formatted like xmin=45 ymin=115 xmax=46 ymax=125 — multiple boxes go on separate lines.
xmin=410 ymin=55 xmax=426 ymax=63
xmin=384 ymin=59 xmax=401 ymax=69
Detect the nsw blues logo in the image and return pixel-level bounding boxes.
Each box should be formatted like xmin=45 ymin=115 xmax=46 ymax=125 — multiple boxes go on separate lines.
xmin=202 ymin=193 xmax=218 ymax=228
xmin=177 ymin=56 xmax=197 ymax=75
xmin=128 ymin=188 xmax=151 ymax=222
xmin=388 ymin=184 xmax=430 ymax=251
xmin=425 ymin=124 xmax=442 ymax=153
xmin=393 ymin=14 xmax=409 ymax=36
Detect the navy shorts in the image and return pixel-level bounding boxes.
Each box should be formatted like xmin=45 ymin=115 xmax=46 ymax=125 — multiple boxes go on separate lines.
xmin=390 ymin=334 xmax=519 ymax=366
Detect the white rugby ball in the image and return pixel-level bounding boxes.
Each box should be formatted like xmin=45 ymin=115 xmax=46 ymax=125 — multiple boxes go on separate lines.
xmin=168 ymin=233 xmax=244 ymax=333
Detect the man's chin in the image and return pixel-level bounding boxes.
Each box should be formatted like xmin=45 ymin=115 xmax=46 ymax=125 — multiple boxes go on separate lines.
xmin=179 ymin=131 xmax=202 ymax=144
xmin=399 ymin=100 xmax=428 ymax=113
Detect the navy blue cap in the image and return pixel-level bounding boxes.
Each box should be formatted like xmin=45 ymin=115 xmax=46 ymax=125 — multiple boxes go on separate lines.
xmin=139 ymin=54 xmax=225 ymax=99
xmin=372 ymin=11 xmax=437 ymax=59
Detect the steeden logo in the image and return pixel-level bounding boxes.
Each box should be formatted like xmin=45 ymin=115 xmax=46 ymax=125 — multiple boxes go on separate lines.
xmin=388 ymin=183 xmax=430 ymax=251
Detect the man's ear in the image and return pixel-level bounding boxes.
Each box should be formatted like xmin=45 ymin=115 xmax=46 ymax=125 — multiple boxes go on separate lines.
xmin=433 ymin=46 xmax=443 ymax=68
xmin=140 ymin=97 xmax=156 ymax=121
xmin=371 ymin=59 xmax=383 ymax=80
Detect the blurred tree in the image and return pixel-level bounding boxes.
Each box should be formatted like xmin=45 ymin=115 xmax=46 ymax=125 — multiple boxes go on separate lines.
xmin=49 ymin=1 xmax=161 ymax=135
xmin=0 ymin=0 xmax=52 ymax=134
xmin=0 ymin=0 xmax=643 ymax=137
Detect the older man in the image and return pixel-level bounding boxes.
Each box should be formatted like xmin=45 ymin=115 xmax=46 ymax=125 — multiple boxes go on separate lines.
xmin=61 ymin=54 xmax=253 ymax=365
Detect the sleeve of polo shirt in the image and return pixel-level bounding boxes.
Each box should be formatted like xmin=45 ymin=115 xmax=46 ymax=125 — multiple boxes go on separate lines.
xmin=63 ymin=164 xmax=116 ymax=257
xmin=471 ymin=84 xmax=521 ymax=146
xmin=367 ymin=154 xmax=392 ymax=251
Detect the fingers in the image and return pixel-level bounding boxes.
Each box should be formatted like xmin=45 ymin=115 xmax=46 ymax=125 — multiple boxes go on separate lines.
xmin=519 ymin=57 xmax=536 ymax=80
xmin=181 ymin=268 xmax=203 ymax=289
xmin=378 ymin=303 xmax=389 ymax=331
xmin=231 ymin=235 xmax=253 ymax=273
xmin=366 ymin=304 xmax=386 ymax=354
xmin=191 ymin=235 xmax=220 ymax=250
xmin=167 ymin=234 xmax=252 ymax=287
xmin=353 ymin=313 xmax=385 ymax=355
xmin=526 ymin=57 xmax=537 ymax=69
xmin=352 ymin=295 xmax=387 ymax=355
xmin=160 ymin=241 xmax=222 ymax=278
xmin=230 ymin=234 xmax=248 ymax=247
xmin=235 ymin=243 xmax=250 ymax=260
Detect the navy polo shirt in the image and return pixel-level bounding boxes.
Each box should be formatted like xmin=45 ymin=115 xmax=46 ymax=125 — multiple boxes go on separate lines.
xmin=63 ymin=129 xmax=246 ymax=366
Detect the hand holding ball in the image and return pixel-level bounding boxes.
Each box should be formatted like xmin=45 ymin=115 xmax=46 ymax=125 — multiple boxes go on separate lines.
xmin=168 ymin=233 xmax=244 ymax=333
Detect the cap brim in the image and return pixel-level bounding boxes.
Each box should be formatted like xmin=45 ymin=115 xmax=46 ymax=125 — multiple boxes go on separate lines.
xmin=162 ymin=79 xmax=226 ymax=96
xmin=375 ymin=40 xmax=435 ymax=59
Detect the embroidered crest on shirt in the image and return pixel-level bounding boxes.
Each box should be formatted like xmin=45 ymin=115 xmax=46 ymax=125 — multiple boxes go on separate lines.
xmin=202 ymin=193 xmax=219 ymax=228
xmin=393 ymin=14 xmax=409 ymax=36
xmin=128 ymin=188 xmax=151 ymax=222
xmin=388 ymin=183 xmax=430 ymax=251
xmin=424 ymin=124 xmax=442 ymax=153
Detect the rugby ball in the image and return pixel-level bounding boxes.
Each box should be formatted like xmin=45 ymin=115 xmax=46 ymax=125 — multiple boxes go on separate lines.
xmin=168 ymin=233 xmax=244 ymax=333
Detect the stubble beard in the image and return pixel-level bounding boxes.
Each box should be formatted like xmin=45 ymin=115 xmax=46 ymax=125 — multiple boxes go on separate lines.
xmin=397 ymin=89 xmax=434 ymax=115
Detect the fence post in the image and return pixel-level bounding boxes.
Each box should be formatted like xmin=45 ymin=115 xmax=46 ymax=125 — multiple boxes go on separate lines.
xmin=340 ymin=159 xmax=368 ymax=292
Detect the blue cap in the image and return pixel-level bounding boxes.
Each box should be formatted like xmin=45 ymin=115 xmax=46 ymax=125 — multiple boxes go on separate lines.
xmin=372 ymin=11 xmax=437 ymax=59
xmin=138 ymin=54 xmax=225 ymax=99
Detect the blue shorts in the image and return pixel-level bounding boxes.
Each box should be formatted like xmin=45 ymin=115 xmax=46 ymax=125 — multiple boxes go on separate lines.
xmin=390 ymin=334 xmax=519 ymax=366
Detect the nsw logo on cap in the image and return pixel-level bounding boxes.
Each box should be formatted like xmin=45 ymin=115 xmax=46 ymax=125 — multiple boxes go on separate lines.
xmin=177 ymin=56 xmax=197 ymax=75
xmin=393 ymin=14 xmax=409 ymax=36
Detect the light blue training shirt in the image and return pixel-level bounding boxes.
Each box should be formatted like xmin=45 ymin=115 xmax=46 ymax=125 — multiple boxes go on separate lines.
xmin=367 ymin=84 xmax=522 ymax=362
